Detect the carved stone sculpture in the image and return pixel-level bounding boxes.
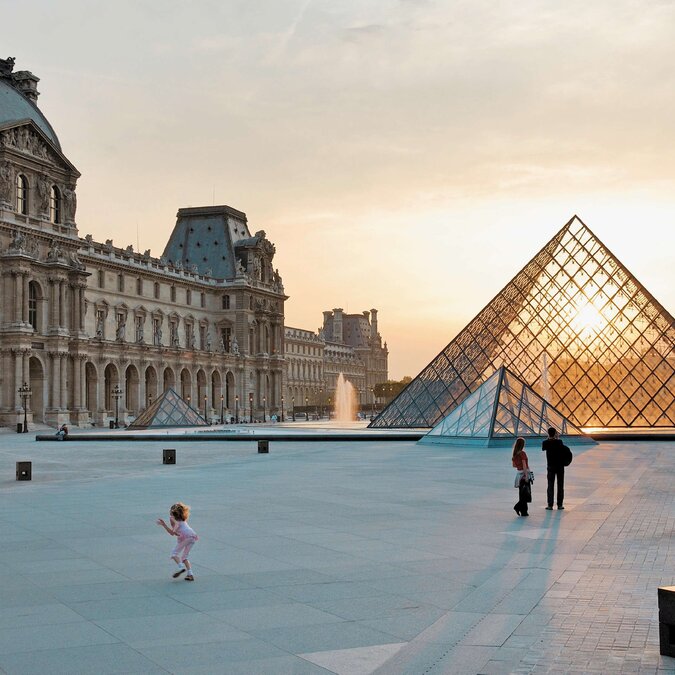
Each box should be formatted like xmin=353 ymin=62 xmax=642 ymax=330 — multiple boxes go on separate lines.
xmin=0 ymin=161 xmax=12 ymax=205
xmin=63 ymin=187 xmax=77 ymax=223
xmin=231 ymin=336 xmax=240 ymax=356
xmin=116 ymin=319 xmax=126 ymax=341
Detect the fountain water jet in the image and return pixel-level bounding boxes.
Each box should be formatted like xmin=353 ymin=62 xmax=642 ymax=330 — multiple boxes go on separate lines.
xmin=334 ymin=373 xmax=357 ymax=422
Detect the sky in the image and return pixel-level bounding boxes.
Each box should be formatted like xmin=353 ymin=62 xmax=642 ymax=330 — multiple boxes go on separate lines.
xmin=4 ymin=0 xmax=675 ymax=379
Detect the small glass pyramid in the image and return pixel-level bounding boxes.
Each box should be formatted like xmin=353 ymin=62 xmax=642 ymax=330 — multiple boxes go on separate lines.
xmin=372 ymin=216 xmax=675 ymax=430
xmin=128 ymin=388 xmax=208 ymax=429
xmin=420 ymin=367 xmax=595 ymax=446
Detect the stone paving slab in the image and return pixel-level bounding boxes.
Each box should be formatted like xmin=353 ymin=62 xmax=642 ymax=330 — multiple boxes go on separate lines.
xmin=0 ymin=430 xmax=674 ymax=674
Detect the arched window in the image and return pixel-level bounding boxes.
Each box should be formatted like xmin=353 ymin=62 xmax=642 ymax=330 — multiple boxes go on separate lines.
xmin=50 ymin=186 xmax=61 ymax=223
xmin=28 ymin=281 xmax=38 ymax=330
xmin=16 ymin=174 xmax=28 ymax=215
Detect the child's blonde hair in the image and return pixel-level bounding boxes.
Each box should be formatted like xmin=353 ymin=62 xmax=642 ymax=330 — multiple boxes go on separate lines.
xmin=170 ymin=502 xmax=190 ymax=521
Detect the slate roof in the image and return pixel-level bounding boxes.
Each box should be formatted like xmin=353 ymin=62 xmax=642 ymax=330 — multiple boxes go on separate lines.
xmin=0 ymin=79 xmax=60 ymax=148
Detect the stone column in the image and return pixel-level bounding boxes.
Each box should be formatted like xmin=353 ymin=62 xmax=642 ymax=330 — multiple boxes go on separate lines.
xmin=22 ymin=274 xmax=29 ymax=324
xmin=73 ymin=356 xmax=81 ymax=409
xmin=58 ymin=281 xmax=65 ymax=328
xmin=51 ymin=353 xmax=61 ymax=409
xmin=13 ymin=273 xmax=21 ymax=323
xmin=60 ymin=354 xmax=68 ymax=411
xmin=80 ymin=356 xmax=87 ymax=411
xmin=13 ymin=349 xmax=22 ymax=409
xmin=79 ymin=287 xmax=86 ymax=331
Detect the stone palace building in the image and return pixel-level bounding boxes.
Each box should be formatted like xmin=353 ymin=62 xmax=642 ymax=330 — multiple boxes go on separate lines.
xmin=0 ymin=57 xmax=388 ymax=427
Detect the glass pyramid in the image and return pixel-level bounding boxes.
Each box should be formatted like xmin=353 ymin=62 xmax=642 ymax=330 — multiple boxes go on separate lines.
xmin=420 ymin=367 xmax=594 ymax=446
xmin=372 ymin=216 xmax=675 ymax=430
xmin=128 ymin=388 xmax=208 ymax=429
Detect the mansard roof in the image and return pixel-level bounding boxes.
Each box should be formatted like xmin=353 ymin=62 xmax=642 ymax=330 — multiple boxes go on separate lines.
xmin=0 ymin=78 xmax=61 ymax=149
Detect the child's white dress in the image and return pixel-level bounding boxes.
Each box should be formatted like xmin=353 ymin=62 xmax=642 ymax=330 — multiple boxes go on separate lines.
xmin=171 ymin=519 xmax=198 ymax=562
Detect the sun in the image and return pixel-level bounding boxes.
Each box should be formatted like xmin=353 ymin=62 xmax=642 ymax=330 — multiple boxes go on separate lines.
xmin=571 ymin=301 xmax=606 ymax=336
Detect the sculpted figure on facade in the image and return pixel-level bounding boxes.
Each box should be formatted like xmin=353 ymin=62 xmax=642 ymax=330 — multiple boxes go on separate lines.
xmin=206 ymin=334 xmax=212 ymax=351
xmin=63 ymin=187 xmax=77 ymax=223
xmin=36 ymin=174 xmax=50 ymax=217
xmin=0 ymin=161 xmax=12 ymax=205
xmin=231 ymin=335 xmax=240 ymax=356
xmin=135 ymin=317 xmax=144 ymax=343
xmin=46 ymin=239 xmax=64 ymax=262
xmin=116 ymin=317 xmax=126 ymax=341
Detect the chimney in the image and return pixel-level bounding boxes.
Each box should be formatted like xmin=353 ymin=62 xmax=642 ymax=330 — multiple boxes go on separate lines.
xmin=370 ymin=308 xmax=378 ymax=339
xmin=12 ymin=71 xmax=40 ymax=104
xmin=333 ymin=308 xmax=343 ymax=343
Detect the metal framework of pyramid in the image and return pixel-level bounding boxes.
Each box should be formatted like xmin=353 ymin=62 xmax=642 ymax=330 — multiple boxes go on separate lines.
xmin=419 ymin=367 xmax=595 ymax=446
xmin=127 ymin=388 xmax=208 ymax=429
xmin=372 ymin=216 xmax=675 ymax=430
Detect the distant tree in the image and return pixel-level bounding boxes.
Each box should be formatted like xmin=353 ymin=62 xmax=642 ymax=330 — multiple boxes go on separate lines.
xmin=373 ymin=377 xmax=412 ymax=402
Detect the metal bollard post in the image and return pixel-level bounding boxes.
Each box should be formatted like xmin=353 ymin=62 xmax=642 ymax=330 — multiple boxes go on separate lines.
xmin=659 ymin=586 xmax=675 ymax=656
xmin=258 ymin=440 xmax=269 ymax=454
xmin=16 ymin=461 xmax=32 ymax=481
xmin=163 ymin=449 xmax=176 ymax=465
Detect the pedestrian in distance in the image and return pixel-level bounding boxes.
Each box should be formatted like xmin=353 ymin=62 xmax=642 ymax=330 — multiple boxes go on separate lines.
xmin=512 ymin=437 xmax=531 ymax=517
xmin=542 ymin=427 xmax=571 ymax=510
xmin=157 ymin=502 xmax=198 ymax=581
xmin=55 ymin=423 xmax=68 ymax=440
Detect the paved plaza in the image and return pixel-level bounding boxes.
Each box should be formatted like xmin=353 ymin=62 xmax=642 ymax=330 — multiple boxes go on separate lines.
xmin=1 ymin=426 xmax=674 ymax=674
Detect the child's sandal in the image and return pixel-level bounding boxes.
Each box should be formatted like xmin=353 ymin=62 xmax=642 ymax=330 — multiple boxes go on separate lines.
xmin=185 ymin=575 xmax=194 ymax=581
xmin=172 ymin=569 xmax=186 ymax=578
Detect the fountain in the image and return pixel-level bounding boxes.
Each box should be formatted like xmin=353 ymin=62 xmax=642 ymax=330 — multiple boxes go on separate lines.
xmin=334 ymin=373 xmax=357 ymax=422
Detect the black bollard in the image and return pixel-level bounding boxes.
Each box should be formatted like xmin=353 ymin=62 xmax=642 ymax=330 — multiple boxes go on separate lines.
xmin=258 ymin=440 xmax=269 ymax=454
xmin=659 ymin=586 xmax=675 ymax=656
xmin=163 ymin=449 xmax=176 ymax=464
xmin=16 ymin=461 xmax=32 ymax=481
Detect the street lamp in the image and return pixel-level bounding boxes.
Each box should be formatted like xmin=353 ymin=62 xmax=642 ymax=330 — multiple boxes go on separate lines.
xmin=220 ymin=394 xmax=224 ymax=424
xmin=249 ymin=392 xmax=253 ymax=423
xmin=319 ymin=387 xmax=323 ymax=419
xmin=292 ymin=396 xmax=295 ymax=422
xmin=235 ymin=394 xmax=239 ymax=424
xmin=187 ymin=394 xmax=191 ymax=409
xmin=327 ymin=397 xmax=331 ymax=420
xmin=305 ymin=396 xmax=308 ymax=420
xmin=281 ymin=396 xmax=284 ymax=423
xmin=18 ymin=381 xmax=31 ymax=433
xmin=262 ymin=396 xmax=266 ymax=423
xmin=112 ymin=383 xmax=122 ymax=429
xmin=371 ymin=388 xmax=375 ymax=419
xmin=203 ymin=394 xmax=208 ymax=423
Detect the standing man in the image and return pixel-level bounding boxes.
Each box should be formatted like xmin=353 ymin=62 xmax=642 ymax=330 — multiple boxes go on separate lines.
xmin=542 ymin=427 xmax=565 ymax=510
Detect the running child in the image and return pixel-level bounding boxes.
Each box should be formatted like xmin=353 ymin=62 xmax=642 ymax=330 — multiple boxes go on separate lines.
xmin=156 ymin=502 xmax=198 ymax=581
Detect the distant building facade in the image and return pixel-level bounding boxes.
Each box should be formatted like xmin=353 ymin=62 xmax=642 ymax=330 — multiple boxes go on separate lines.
xmin=284 ymin=308 xmax=388 ymax=409
xmin=0 ymin=58 xmax=286 ymax=427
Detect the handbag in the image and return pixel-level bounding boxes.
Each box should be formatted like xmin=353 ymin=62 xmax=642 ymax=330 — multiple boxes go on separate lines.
xmin=519 ymin=477 xmax=532 ymax=503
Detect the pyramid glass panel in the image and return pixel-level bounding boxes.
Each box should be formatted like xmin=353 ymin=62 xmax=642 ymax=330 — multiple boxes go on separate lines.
xmin=420 ymin=367 xmax=595 ymax=446
xmin=128 ymin=388 xmax=208 ymax=429
xmin=373 ymin=216 xmax=675 ymax=429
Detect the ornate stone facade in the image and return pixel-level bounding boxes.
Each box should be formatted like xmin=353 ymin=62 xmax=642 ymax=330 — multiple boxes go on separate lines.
xmin=284 ymin=308 xmax=389 ymax=410
xmin=0 ymin=58 xmax=286 ymax=427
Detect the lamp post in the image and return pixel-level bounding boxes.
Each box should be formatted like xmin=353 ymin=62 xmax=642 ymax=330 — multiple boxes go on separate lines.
xmin=220 ymin=394 xmax=224 ymax=424
xmin=371 ymin=388 xmax=375 ymax=419
xmin=235 ymin=394 xmax=239 ymax=424
xmin=305 ymin=396 xmax=308 ymax=420
xmin=249 ymin=393 xmax=253 ymax=423
xmin=292 ymin=396 xmax=295 ymax=422
xmin=112 ymin=384 xmax=122 ymax=429
xmin=327 ymin=397 xmax=331 ymax=421
xmin=18 ymin=381 xmax=31 ymax=433
xmin=319 ymin=387 xmax=323 ymax=419
xmin=187 ymin=394 xmax=191 ymax=409
xmin=203 ymin=394 xmax=208 ymax=423
xmin=262 ymin=396 xmax=266 ymax=423
xmin=281 ymin=396 xmax=284 ymax=423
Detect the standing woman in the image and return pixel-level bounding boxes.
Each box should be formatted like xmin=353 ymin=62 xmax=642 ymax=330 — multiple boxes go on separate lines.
xmin=512 ymin=437 xmax=530 ymax=516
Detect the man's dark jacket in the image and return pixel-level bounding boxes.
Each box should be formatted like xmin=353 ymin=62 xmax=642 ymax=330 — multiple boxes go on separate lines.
xmin=542 ymin=437 xmax=566 ymax=468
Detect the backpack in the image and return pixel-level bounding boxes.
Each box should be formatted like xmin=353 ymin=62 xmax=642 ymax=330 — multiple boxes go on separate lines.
xmin=562 ymin=445 xmax=573 ymax=467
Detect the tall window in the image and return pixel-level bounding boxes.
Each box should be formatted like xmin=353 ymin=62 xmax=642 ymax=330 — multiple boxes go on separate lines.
xmin=98 ymin=270 xmax=105 ymax=288
xmin=170 ymin=286 xmax=176 ymax=302
xmin=136 ymin=277 xmax=143 ymax=295
xmin=154 ymin=282 xmax=160 ymax=299
xmin=186 ymin=289 xmax=192 ymax=305
xmin=28 ymin=281 xmax=38 ymax=330
xmin=200 ymin=292 xmax=205 ymax=308
xmin=118 ymin=274 xmax=124 ymax=292
xmin=222 ymin=294 xmax=230 ymax=310
xmin=16 ymin=174 xmax=28 ymax=215
xmin=50 ymin=186 xmax=61 ymax=223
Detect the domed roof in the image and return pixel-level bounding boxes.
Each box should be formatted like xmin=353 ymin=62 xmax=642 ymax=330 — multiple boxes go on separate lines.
xmin=0 ymin=78 xmax=61 ymax=149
